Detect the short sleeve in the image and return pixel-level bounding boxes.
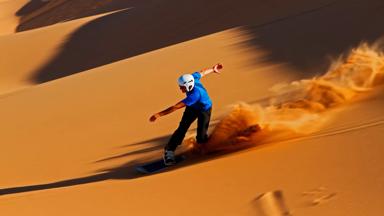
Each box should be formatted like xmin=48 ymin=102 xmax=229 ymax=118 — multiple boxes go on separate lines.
xmin=182 ymin=90 xmax=200 ymax=106
xmin=192 ymin=72 xmax=201 ymax=80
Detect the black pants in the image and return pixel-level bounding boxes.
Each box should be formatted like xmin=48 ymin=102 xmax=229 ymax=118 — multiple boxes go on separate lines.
xmin=165 ymin=106 xmax=212 ymax=151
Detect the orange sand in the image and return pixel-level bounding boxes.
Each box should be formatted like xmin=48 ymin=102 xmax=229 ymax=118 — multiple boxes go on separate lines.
xmin=0 ymin=0 xmax=383 ymax=215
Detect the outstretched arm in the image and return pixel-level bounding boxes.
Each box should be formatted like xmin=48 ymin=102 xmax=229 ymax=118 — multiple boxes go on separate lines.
xmin=149 ymin=101 xmax=186 ymax=122
xmin=200 ymin=63 xmax=223 ymax=77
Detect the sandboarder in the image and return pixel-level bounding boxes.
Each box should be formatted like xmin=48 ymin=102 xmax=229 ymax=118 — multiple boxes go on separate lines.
xmin=149 ymin=63 xmax=223 ymax=165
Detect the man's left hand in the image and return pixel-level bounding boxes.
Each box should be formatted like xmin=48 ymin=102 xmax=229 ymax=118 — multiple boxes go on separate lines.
xmin=149 ymin=113 xmax=160 ymax=122
xmin=213 ymin=63 xmax=223 ymax=73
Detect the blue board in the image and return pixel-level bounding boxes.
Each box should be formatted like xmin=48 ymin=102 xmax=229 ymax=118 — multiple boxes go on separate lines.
xmin=135 ymin=155 xmax=186 ymax=174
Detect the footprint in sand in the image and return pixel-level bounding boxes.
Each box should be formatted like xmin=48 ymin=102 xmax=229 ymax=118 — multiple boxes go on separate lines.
xmin=253 ymin=190 xmax=292 ymax=216
xmin=301 ymin=187 xmax=337 ymax=206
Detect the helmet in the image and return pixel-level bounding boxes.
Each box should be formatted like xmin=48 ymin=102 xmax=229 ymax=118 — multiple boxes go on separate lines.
xmin=178 ymin=74 xmax=195 ymax=92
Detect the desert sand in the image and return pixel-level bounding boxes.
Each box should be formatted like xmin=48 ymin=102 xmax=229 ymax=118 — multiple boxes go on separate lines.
xmin=0 ymin=0 xmax=383 ymax=215
xmin=0 ymin=0 xmax=27 ymax=35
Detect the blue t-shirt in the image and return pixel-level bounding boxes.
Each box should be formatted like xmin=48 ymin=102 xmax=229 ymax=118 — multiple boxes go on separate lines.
xmin=182 ymin=72 xmax=212 ymax=111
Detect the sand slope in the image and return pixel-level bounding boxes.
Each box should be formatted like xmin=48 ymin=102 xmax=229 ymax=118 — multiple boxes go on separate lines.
xmin=0 ymin=0 xmax=28 ymax=35
xmin=0 ymin=0 xmax=384 ymax=215
xmin=0 ymin=8 xmax=124 ymax=94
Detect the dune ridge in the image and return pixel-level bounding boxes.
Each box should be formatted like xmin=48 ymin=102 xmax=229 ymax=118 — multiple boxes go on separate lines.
xmin=0 ymin=0 xmax=28 ymax=35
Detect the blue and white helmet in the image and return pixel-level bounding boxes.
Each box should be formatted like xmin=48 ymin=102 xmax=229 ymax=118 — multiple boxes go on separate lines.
xmin=178 ymin=74 xmax=195 ymax=92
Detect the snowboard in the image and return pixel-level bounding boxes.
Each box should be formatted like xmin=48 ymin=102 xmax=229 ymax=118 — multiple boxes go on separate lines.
xmin=135 ymin=154 xmax=186 ymax=174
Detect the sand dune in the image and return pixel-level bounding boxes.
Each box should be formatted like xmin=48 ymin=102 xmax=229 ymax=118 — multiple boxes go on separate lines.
xmin=2 ymin=0 xmax=384 ymax=90
xmin=0 ymin=0 xmax=28 ymax=35
xmin=0 ymin=7 xmax=125 ymax=94
xmin=0 ymin=0 xmax=383 ymax=215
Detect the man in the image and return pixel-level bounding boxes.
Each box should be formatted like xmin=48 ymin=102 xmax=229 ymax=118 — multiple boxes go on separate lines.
xmin=149 ymin=63 xmax=223 ymax=165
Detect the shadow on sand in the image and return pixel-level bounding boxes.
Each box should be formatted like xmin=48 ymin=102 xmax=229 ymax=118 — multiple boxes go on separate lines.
xmin=0 ymin=144 xmax=226 ymax=196
xmin=2 ymin=115 xmax=384 ymax=196
xmin=16 ymin=0 xmax=50 ymax=17
xmin=25 ymin=0 xmax=384 ymax=83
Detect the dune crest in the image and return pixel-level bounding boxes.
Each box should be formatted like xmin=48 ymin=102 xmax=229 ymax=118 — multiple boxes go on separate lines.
xmin=0 ymin=0 xmax=28 ymax=35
